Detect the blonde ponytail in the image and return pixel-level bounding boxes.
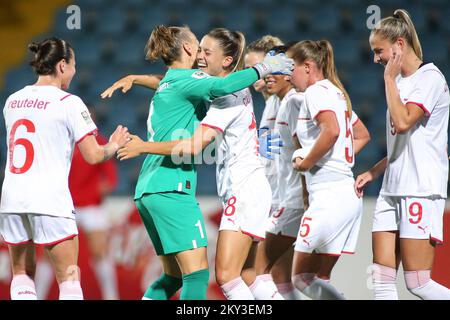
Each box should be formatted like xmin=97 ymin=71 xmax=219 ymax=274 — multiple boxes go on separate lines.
xmin=371 ymin=9 xmax=423 ymax=60
xmin=290 ymin=40 xmax=352 ymax=115
xmin=319 ymin=40 xmax=352 ymax=115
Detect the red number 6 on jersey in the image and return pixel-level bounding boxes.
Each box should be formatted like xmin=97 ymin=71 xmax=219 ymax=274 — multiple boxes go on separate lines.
xmin=9 ymin=119 xmax=35 ymax=174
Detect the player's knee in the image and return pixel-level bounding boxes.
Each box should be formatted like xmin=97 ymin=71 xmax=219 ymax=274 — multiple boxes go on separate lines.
xmin=292 ymin=273 xmax=316 ymax=292
xmin=404 ymin=270 xmax=431 ymax=291
xmin=215 ymin=268 xmax=240 ymax=286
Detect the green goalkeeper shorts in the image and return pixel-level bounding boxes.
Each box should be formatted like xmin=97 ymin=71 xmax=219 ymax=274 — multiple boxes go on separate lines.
xmin=135 ymin=192 xmax=208 ymax=256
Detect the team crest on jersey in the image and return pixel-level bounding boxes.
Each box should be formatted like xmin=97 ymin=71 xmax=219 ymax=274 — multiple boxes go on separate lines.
xmin=192 ymin=71 xmax=209 ymax=79
xmin=81 ymin=111 xmax=93 ymax=124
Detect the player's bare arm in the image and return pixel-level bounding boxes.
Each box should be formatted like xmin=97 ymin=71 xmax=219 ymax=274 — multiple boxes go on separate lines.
xmin=352 ymin=119 xmax=371 ymax=155
xmin=78 ymin=125 xmax=130 ymax=164
xmin=354 ymin=157 xmax=388 ymax=197
xmin=100 ymin=74 xmax=163 ymax=99
xmin=384 ymin=48 xmax=424 ymax=133
xmin=293 ymin=111 xmax=340 ymax=172
xmin=117 ymin=125 xmax=218 ymax=161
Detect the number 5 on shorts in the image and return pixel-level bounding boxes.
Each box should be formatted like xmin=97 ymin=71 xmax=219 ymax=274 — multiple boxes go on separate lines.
xmin=300 ymin=217 xmax=312 ymax=237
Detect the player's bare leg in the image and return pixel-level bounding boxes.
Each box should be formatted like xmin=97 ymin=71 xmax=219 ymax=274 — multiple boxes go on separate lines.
xmin=8 ymin=243 xmax=37 ymax=300
xmin=272 ymin=247 xmax=302 ymax=299
xmin=174 ymin=246 xmax=209 ymax=300
xmin=242 ymin=241 xmax=284 ymax=300
xmin=241 ymin=242 xmax=257 ymax=285
xmin=251 ymin=233 xmax=295 ymax=299
xmin=215 ymin=230 xmax=254 ymax=299
xmin=400 ymin=238 xmax=450 ymax=299
xmin=45 ymin=236 xmax=83 ymax=300
xmin=85 ymin=230 xmax=118 ymax=300
xmin=292 ymin=251 xmax=344 ymax=300
xmin=372 ymin=231 xmax=400 ymax=300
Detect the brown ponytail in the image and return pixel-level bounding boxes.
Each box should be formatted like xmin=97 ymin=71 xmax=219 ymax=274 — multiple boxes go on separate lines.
xmin=290 ymin=40 xmax=352 ymax=115
xmin=145 ymin=25 xmax=193 ymax=65
xmin=371 ymin=9 xmax=423 ymax=60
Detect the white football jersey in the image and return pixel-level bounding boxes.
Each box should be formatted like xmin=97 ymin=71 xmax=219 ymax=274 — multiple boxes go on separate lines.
xmin=295 ymin=79 xmax=355 ymax=184
xmin=381 ymin=63 xmax=449 ymax=198
xmin=259 ymin=94 xmax=281 ymax=205
xmin=274 ymin=88 xmax=304 ymax=209
xmin=201 ymin=88 xmax=264 ymax=200
xmin=0 ymin=85 xmax=97 ymax=218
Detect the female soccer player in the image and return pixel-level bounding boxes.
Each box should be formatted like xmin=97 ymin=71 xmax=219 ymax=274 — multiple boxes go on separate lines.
xmin=0 ymin=37 xmax=129 ymax=300
xmin=354 ymin=9 xmax=450 ymax=300
xmin=244 ymin=37 xmax=301 ymax=299
xmin=117 ymin=27 xmax=293 ymax=300
xmin=289 ymin=39 xmax=365 ymax=300
xmin=110 ymin=25 xmax=292 ymax=300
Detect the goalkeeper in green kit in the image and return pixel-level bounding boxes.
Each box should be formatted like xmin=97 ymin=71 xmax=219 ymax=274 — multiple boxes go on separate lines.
xmin=104 ymin=25 xmax=293 ymax=300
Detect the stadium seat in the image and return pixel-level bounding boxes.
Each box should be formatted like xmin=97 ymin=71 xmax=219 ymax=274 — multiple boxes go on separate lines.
xmin=96 ymin=6 xmax=127 ymax=35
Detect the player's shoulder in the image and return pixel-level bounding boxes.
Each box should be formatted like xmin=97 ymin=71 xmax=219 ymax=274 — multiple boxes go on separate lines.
xmin=417 ymin=63 xmax=446 ymax=83
xmin=286 ymin=89 xmax=304 ymax=105
xmin=305 ymin=80 xmax=330 ymax=98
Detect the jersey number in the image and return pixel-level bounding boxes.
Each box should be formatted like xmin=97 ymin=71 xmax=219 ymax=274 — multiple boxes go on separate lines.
xmin=9 ymin=119 xmax=35 ymax=174
xmin=408 ymin=202 xmax=423 ymax=224
xmin=344 ymin=111 xmax=354 ymax=164
xmin=299 ymin=217 xmax=312 ymax=237
xmin=224 ymin=196 xmax=237 ymax=216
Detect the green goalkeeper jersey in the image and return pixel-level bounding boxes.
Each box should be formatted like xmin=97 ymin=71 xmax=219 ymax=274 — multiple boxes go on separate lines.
xmin=134 ymin=67 xmax=258 ymax=200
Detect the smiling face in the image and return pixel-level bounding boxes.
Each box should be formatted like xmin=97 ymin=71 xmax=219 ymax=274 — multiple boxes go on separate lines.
xmin=369 ymin=33 xmax=401 ymax=66
xmin=264 ymin=74 xmax=292 ymax=98
xmin=197 ymin=35 xmax=232 ymax=77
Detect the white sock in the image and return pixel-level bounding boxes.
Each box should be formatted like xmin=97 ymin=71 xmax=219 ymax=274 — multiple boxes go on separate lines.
xmin=372 ymin=263 xmax=398 ymax=300
xmin=249 ymin=274 xmax=284 ymax=300
xmin=35 ymin=260 xmax=54 ymax=300
xmin=93 ymin=257 xmax=119 ymax=300
xmin=59 ymin=280 xmax=83 ymax=300
xmin=220 ymin=277 xmax=254 ymax=300
xmin=10 ymin=274 xmax=37 ymax=300
xmin=293 ymin=273 xmax=345 ymax=300
xmin=405 ymin=270 xmax=450 ymax=300
xmin=276 ymin=282 xmax=302 ymax=300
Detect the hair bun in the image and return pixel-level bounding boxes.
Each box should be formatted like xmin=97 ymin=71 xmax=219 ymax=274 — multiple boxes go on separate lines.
xmin=28 ymin=42 xmax=40 ymax=53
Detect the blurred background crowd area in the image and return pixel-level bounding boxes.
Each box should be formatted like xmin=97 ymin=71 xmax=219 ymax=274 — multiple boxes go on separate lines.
xmin=1 ymin=0 xmax=449 ymax=196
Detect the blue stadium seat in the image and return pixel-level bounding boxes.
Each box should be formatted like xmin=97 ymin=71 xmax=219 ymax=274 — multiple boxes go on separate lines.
xmin=309 ymin=5 xmax=341 ymax=35
xmin=332 ymin=35 xmax=361 ymax=67
xmin=96 ymin=6 xmax=127 ymax=35
xmin=137 ymin=6 xmax=171 ymax=35
xmin=421 ymin=34 xmax=449 ymax=66
xmin=178 ymin=8 xmax=211 ymax=36
xmin=266 ymin=6 xmax=299 ymax=36
xmin=114 ymin=37 xmax=147 ymax=67
xmin=73 ymin=36 xmax=103 ymax=67
xmin=347 ymin=64 xmax=384 ymax=101
xmin=3 ymin=66 xmax=36 ymax=94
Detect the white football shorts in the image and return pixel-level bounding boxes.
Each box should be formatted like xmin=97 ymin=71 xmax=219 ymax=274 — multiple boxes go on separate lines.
xmin=219 ymin=170 xmax=272 ymax=241
xmin=294 ymin=179 xmax=362 ymax=255
xmin=267 ymin=207 xmax=303 ymax=239
xmin=0 ymin=213 xmax=78 ymax=246
xmin=372 ymin=195 xmax=444 ymax=244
